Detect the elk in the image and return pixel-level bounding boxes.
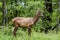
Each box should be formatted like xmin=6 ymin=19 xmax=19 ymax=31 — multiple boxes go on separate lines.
xmin=12 ymin=9 xmax=43 ymax=36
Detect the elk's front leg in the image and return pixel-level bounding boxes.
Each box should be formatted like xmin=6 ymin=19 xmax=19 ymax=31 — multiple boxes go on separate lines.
xmin=13 ymin=27 xmax=18 ymax=36
xmin=28 ymin=27 xmax=31 ymax=35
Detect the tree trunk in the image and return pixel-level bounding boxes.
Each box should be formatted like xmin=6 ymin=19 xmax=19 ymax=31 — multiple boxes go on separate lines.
xmin=15 ymin=0 xmax=18 ymax=17
xmin=45 ymin=0 xmax=53 ymax=13
xmin=5 ymin=9 xmax=8 ymax=25
xmin=44 ymin=0 xmax=53 ymax=22
xmin=58 ymin=0 xmax=60 ymax=25
xmin=2 ymin=0 xmax=6 ymax=26
xmin=56 ymin=0 xmax=60 ymax=32
xmin=42 ymin=0 xmax=53 ymax=32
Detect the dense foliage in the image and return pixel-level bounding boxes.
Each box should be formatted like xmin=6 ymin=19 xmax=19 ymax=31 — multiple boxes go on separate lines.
xmin=0 ymin=0 xmax=60 ymax=31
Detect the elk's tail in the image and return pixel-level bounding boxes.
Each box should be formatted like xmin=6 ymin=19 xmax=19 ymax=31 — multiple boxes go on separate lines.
xmin=11 ymin=18 xmax=16 ymax=27
xmin=12 ymin=18 xmax=16 ymax=23
xmin=12 ymin=19 xmax=15 ymax=22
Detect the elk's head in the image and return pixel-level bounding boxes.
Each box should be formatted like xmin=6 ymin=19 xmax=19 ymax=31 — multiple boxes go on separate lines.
xmin=36 ymin=9 xmax=43 ymax=17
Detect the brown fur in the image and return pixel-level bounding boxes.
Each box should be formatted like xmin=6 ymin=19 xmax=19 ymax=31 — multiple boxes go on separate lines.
xmin=12 ymin=9 xmax=43 ymax=36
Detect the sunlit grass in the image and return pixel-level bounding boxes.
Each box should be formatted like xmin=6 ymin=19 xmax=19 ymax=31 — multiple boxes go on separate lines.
xmin=0 ymin=26 xmax=60 ymax=40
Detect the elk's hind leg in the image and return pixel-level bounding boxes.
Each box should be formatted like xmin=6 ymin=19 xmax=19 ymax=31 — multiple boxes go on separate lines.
xmin=13 ymin=27 xmax=18 ymax=36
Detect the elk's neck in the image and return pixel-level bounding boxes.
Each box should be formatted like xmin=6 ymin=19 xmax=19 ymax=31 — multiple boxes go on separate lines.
xmin=34 ymin=15 xmax=40 ymax=24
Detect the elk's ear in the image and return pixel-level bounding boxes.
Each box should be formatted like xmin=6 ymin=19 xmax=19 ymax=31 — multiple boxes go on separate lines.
xmin=36 ymin=9 xmax=40 ymax=14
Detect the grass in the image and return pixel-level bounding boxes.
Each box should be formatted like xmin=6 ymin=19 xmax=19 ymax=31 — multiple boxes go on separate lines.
xmin=0 ymin=26 xmax=60 ymax=40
